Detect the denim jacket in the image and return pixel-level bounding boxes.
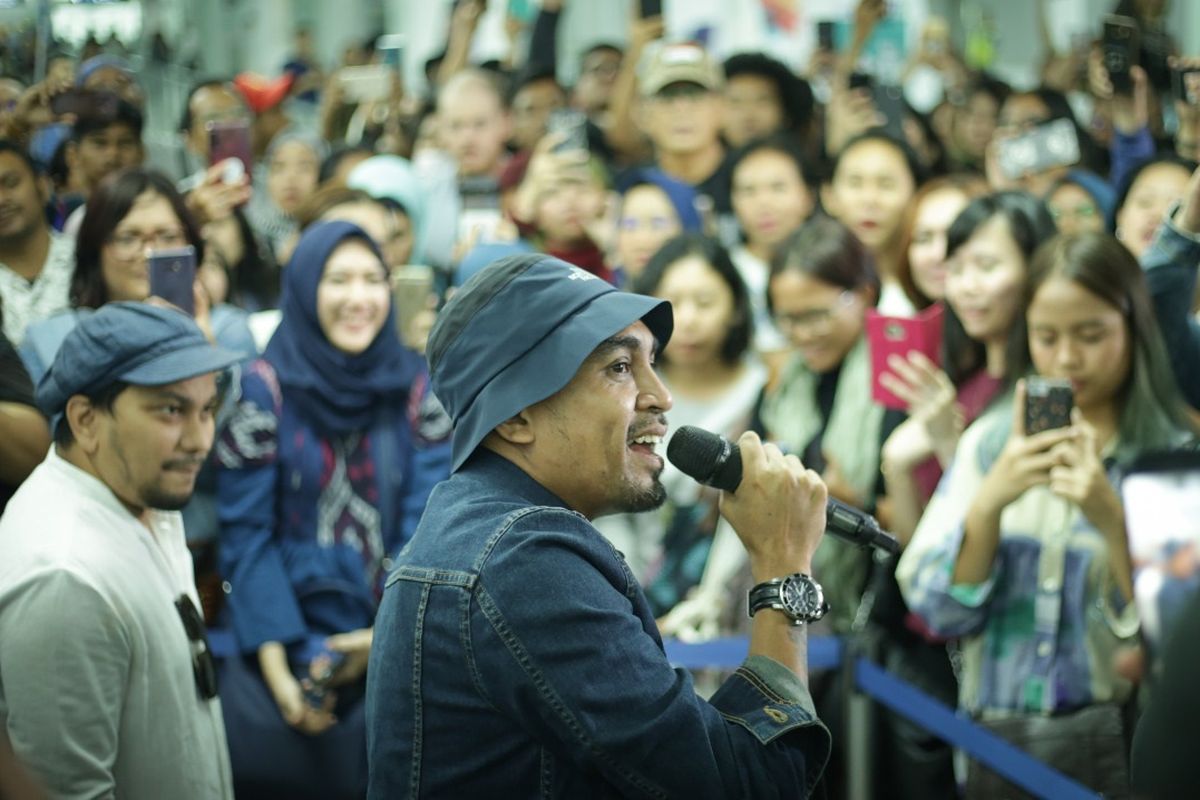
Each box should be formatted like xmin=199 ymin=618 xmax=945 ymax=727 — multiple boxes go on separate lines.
xmin=365 ymin=449 xmax=830 ymax=798
xmin=1141 ymin=207 xmax=1200 ymax=410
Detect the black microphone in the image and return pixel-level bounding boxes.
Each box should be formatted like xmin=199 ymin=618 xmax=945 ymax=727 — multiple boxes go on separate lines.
xmin=666 ymin=425 xmax=900 ymax=555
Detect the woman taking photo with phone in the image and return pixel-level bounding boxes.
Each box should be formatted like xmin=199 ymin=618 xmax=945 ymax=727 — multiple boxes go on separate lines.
xmin=897 ymin=230 xmax=1195 ymax=798
xmin=21 ymin=167 xmax=256 ymax=383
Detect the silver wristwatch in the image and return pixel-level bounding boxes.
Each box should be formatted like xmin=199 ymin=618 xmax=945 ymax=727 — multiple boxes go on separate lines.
xmin=748 ymin=573 xmax=829 ymax=626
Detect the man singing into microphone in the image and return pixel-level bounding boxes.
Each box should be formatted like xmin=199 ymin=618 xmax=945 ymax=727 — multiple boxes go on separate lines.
xmin=365 ymin=255 xmax=832 ymax=797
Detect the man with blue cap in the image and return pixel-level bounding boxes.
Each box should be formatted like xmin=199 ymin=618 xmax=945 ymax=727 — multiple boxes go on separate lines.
xmin=366 ymin=255 xmax=832 ymax=797
xmin=0 ymin=302 xmax=239 ymax=798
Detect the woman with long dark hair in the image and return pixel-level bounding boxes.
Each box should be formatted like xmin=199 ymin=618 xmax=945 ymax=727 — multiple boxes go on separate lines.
xmin=899 ymin=230 xmax=1196 ymax=797
xmin=881 ymin=191 xmax=1057 ymax=543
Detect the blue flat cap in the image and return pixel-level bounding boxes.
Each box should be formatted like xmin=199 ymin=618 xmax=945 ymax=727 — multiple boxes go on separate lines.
xmin=428 ymin=255 xmax=673 ymax=472
xmin=37 ymin=302 xmax=244 ymax=419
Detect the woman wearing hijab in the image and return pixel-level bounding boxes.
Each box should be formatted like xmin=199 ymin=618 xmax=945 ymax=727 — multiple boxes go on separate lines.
xmin=215 ymin=221 xmax=451 ymax=799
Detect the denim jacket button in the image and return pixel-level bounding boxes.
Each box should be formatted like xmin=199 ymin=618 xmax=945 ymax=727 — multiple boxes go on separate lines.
xmin=764 ymin=707 xmax=788 ymax=724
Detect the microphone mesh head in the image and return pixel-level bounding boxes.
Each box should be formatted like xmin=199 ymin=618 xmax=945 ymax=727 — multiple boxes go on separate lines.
xmin=667 ymin=426 xmax=742 ymax=492
xmin=666 ymin=426 xmax=725 ymax=481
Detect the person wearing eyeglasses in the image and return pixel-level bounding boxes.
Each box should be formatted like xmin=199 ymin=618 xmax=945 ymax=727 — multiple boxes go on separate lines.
xmin=754 ymin=214 xmax=905 ymax=795
xmin=18 ymin=167 xmax=257 ymax=625
xmin=20 ymin=167 xmax=256 ymax=386
xmin=0 ymin=302 xmax=240 ymax=798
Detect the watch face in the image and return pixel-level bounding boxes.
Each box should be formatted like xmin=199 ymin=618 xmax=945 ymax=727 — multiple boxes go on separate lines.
xmin=780 ymin=575 xmax=819 ymax=619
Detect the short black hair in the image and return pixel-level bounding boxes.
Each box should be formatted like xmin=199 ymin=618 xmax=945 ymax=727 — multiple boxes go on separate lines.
xmin=723 ymin=51 xmax=815 ymax=132
xmin=771 ymin=215 xmax=880 ymax=304
xmin=71 ymin=94 xmax=144 ymax=143
xmin=179 ymin=77 xmax=234 ymax=133
xmin=509 ymin=65 xmax=563 ymax=105
xmin=0 ymin=138 xmax=41 ymax=179
xmin=53 ymin=380 xmax=130 ymax=448
xmin=579 ymin=42 xmax=622 ymax=64
xmin=832 ymin=129 xmax=926 ymax=188
xmin=963 ymin=72 xmax=1011 ymax=108
xmin=728 ymin=134 xmax=817 ymax=192
xmin=633 ymin=233 xmax=754 ymax=366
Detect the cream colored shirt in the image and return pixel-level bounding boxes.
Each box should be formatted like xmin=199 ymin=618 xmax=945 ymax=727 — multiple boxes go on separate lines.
xmin=0 ymin=450 xmax=234 ymax=799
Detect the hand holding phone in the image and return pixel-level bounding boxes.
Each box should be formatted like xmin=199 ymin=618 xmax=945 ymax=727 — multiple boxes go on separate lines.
xmin=868 ymin=304 xmax=944 ymax=411
xmin=206 ymin=119 xmax=253 ymax=175
xmin=148 ymin=246 xmax=198 ymax=317
xmin=300 ymin=649 xmax=347 ymax=710
xmin=546 ymin=108 xmax=588 ymax=153
xmin=1173 ymin=63 xmax=1200 ymax=106
xmin=817 ymin=21 xmax=835 ymax=52
xmin=1024 ymin=376 xmax=1073 ymax=435
xmin=376 ymin=33 xmax=406 ymax=73
xmin=1102 ymin=14 xmax=1140 ymax=96
xmin=639 ymin=0 xmax=662 ymax=19
xmin=338 ymin=65 xmax=392 ymax=103
xmin=996 ymin=118 xmax=1081 ymax=181
xmin=393 ymin=265 xmax=435 ymax=349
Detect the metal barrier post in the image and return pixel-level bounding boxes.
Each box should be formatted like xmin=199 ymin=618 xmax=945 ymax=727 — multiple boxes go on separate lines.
xmin=844 ymin=633 xmax=876 ymax=800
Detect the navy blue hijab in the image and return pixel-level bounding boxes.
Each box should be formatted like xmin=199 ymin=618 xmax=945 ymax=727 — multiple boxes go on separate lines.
xmin=264 ymin=220 xmax=419 ymax=434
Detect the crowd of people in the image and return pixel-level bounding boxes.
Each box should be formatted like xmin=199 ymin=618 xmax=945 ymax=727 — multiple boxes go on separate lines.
xmin=1 ymin=0 xmax=1200 ymax=797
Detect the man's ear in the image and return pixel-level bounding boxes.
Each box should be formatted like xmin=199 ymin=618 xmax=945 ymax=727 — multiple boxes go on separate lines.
xmin=492 ymin=409 xmax=536 ymax=445
xmin=64 ymin=394 xmax=101 ymax=454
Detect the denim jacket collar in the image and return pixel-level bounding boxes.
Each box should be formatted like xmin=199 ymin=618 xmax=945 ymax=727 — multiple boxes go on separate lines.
xmin=464 ymin=447 xmax=576 ymax=514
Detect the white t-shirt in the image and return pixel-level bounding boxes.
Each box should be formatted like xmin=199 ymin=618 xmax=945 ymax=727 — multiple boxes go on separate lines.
xmin=0 ymin=450 xmax=234 ymax=799
xmin=0 ymin=232 xmax=75 ymax=346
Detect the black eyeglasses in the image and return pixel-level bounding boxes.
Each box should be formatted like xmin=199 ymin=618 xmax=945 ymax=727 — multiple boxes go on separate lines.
xmin=175 ymin=595 xmax=219 ymax=700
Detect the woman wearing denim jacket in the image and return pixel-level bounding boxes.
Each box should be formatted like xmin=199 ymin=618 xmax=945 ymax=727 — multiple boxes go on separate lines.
xmin=897 ymin=230 xmax=1196 ymax=798
xmin=215 ymin=221 xmax=451 ymax=799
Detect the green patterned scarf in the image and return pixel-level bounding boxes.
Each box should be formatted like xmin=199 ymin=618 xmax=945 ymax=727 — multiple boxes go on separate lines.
xmin=760 ymin=336 xmax=885 ymax=630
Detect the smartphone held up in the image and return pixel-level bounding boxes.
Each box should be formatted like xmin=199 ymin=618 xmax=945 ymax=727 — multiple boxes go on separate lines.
xmin=1024 ymin=376 xmax=1073 ymax=435
xmin=148 ymin=246 xmax=198 ymax=317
